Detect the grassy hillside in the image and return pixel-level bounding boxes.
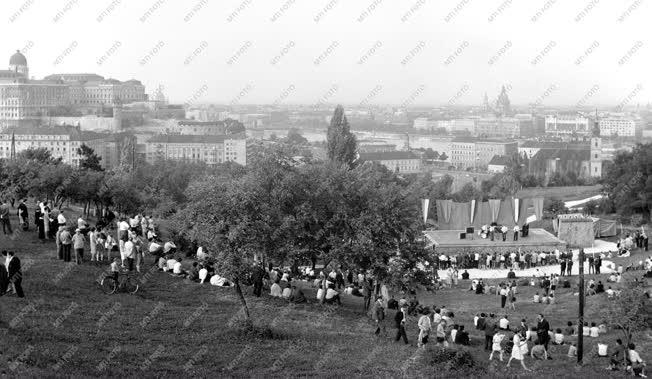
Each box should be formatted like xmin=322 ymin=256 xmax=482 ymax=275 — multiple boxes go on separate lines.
xmin=0 ymin=216 xmax=649 ymax=378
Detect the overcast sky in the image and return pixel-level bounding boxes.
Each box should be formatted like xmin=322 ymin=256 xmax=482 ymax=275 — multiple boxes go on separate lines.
xmin=1 ymin=0 xmax=650 ymax=107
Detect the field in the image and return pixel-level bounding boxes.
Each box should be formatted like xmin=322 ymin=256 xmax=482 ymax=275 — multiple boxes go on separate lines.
xmin=0 ymin=216 xmax=650 ymax=378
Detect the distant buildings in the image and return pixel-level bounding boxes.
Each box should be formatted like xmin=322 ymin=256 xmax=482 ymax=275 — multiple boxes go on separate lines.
xmin=358 ymin=143 xmax=396 ymax=153
xmin=526 ymin=137 xmax=602 ymax=181
xmin=598 ymin=116 xmax=643 ymax=137
xmin=145 ymin=134 xmax=246 ymax=166
xmin=450 ymin=138 xmax=518 ymax=170
xmin=358 ymin=151 xmax=421 ymax=174
xmin=0 ymin=125 xmax=127 ymax=169
xmin=487 ymin=155 xmax=510 ymax=173
xmin=544 ymin=115 xmax=591 ymax=138
xmin=0 ymin=50 xmax=146 ymax=129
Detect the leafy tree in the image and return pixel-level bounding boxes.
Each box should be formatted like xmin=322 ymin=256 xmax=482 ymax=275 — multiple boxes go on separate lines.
xmin=600 ymin=283 xmax=648 ymax=363
xmin=77 ymin=144 xmax=103 ymax=171
xmin=285 ymin=128 xmax=309 ymax=146
xmin=224 ymin=119 xmax=246 ymax=135
xmin=544 ymin=199 xmax=567 ymax=217
xmin=438 ymin=152 xmax=448 ymax=161
xmin=327 ymin=105 xmax=357 ymax=168
xmin=18 ymin=148 xmax=62 ymax=164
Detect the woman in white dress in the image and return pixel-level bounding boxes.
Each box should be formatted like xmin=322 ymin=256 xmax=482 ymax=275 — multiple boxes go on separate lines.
xmin=507 ymin=332 xmax=531 ymax=371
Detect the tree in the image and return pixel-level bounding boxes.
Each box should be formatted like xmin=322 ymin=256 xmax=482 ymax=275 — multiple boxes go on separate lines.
xmin=583 ymin=199 xmax=599 ymax=215
xmin=224 ymin=119 xmax=246 ymax=135
xmin=285 ymin=128 xmax=308 ymax=146
xmin=327 ymin=105 xmax=357 ymax=168
xmin=544 ymin=199 xmax=567 ymax=217
xmin=438 ymin=152 xmax=448 ymax=161
xmin=600 ymin=283 xmax=648 ymax=363
xmin=77 ymin=144 xmax=103 ymax=171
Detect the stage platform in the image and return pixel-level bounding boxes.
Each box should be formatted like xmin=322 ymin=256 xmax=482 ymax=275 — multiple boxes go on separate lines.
xmin=423 ymin=228 xmax=567 ymax=253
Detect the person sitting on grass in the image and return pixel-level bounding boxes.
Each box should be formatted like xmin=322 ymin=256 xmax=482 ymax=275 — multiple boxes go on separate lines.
xmin=324 ymin=285 xmax=342 ymax=305
xmin=607 ymin=339 xmax=625 ymax=371
xmin=627 ymin=343 xmax=646 ymax=377
xmin=565 ymin=321 xmax=575 ymax=336
xmin=187 ymin=262 xmax=200 ymax=282
xmin=533 ymin=292 xmax=540 ymax=303
xmin=606 ymin=286 xmax=615 ymax=298
xmin=270 ymin=280 xmax=282 ymax=297
xmin=553 ymin=328 xmax=564 ymax=345
xmin=282 ymin=281 xmax=292 ymax=299
xmin=589 ymin=322 xmax=599 ymax=338
xmin=173 ymin=257 xmax=187 ymax=277
xmin=289 ymin=285 xmax=306 ymax=304
xmin=157 ymin=256 xmax=167 ymax=271
xmin=582 ymin=322 xmax=590 ymax=336
xmin=461 ymin=270 xmax=470 ymax=280
xmin=455 ymin=325 xmax=469 ymax=345
xmin=198 ymin=264 xmax=208 ymax=284
xmin=351 ymin=285 xmax=364 ymax=297
xmin=567 ymin=342 xmax=577 ymax=357
xmin=499 ymin=315 xmax=510 ymax=331
xmin=165 ymin=256 xmax=177 ymax=273
xmin=531 ymin=342 xmax=548 ymax=360
xmin=548 ymin=293 xmax=555 ymax=305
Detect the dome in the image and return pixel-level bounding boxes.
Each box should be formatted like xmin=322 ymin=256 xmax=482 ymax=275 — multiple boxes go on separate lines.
xmin=9 ymin=50 xmax=27 ymax=66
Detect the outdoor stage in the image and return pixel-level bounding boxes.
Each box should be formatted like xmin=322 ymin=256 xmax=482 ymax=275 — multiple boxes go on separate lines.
xmin=423 ymin=228 xmax=567 ymax=253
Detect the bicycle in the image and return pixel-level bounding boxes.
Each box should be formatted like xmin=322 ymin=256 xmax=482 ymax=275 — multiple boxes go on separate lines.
xmin=100 ymin=270 xmax=139 ymax=295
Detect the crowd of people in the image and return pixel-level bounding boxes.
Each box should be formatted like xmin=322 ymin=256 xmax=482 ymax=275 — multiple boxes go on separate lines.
xmin=435 ymin=248 xmax=575 ymax=272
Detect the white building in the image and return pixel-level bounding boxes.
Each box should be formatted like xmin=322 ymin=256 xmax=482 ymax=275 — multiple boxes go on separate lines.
xmin=598 ymin=117 xmax=643 ymax=137
xmin=145 ymin=135 xmax=246 ymax=166
xmin=544 ymin=115 xmax=590 ymax=137
xmin=413 ymin=117 xmax=438 ymax=130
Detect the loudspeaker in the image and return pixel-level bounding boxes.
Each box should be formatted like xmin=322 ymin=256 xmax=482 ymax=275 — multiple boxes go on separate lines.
xmin=459 ymin=232 xmax=466 ymax=240
xmin=466 ymin=227 xmax=475 ymax=234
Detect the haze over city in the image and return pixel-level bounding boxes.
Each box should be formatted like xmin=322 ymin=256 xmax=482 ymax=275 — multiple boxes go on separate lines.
xmin=1 ymin=0 xmax=650 ymax=107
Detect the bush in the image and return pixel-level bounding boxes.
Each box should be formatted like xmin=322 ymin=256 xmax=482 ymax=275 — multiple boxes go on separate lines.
xmin=426 ymin=346 xmax=486 ymax=375
xmin=229 ymin=319 xmax=288 ymax=340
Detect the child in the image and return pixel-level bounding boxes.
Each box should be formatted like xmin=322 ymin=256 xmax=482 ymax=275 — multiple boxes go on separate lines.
xmin=109 ymin=258 xmax=120 ymax=282
xmin=105 ymin=233 xmax=116 ymax=262
xmin=490 ymin=331 xmax=506 ymax=361
xmin=96 ymin=229 xmax=106 ymax=262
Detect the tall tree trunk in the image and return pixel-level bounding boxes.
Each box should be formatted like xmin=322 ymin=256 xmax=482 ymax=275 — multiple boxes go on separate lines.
xmin=319 ymin=259 xmax=332 ymax=305
xmin=233 ymin=279 xmax=251 ymax=323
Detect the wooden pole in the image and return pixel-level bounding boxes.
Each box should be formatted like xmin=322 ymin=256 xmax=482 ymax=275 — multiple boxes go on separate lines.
xmin=577 ymin=248 xmax=585 ymax=365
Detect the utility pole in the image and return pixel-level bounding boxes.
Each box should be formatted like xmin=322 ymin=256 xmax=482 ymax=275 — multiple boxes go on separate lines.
xmin=577 ymin=248 xmax=585 ymax=365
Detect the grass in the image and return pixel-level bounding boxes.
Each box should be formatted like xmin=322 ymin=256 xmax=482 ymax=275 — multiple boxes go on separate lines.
xmin=0 ymin=215 xmax=650 ymax=378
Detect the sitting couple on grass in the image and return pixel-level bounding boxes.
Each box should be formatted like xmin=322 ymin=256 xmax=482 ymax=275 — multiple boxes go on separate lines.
xmin=316 ymin=284 xmax=342 ymax=305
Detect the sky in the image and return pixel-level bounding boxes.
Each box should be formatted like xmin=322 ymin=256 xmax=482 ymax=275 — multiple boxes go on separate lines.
xmin=1 ymin=0 xmax=650 ymax=108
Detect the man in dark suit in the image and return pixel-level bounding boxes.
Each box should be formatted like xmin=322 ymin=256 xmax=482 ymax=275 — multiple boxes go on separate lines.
xmin=250 ymin=262 xmax=266 ymax=297
xmin=536 ymin=313 xmax=551 ymax=358
xmin=0 ymin=257 xmax=9 ymax=295
xmin=4 ymin=251 xmax=24 ymax=297
xmin=484 ymin=313 xmax=497 ymax=350
xmin=394 ymin=305 xmax=409 ymax=344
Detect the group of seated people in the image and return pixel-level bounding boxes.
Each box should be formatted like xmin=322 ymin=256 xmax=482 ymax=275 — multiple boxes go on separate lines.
xmin=269 ymin=277 xmax=308 ymax=303
xmin=532 ymin=292 xmax=556 ymax=304
xmin=157 ymin=254 xmax=233 ymax=287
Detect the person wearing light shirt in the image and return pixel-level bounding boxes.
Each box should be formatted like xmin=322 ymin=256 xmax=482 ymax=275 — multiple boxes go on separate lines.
xmin=173 ymin=259 xmax=185 ymax=277
xmin=325 ymin=287 xmax=342 ymax=305
xmin=417 ymin=309 xmax=432 ymax=347
xmin=196 ymin=246 xmax=207 ymax=260
xmin=316 ymin=286 xmax=324 ymax=300
xmin=553 ymin=329 xmax=564 ymax=345
xmin=118 ymin=219 xmax=130 ymax=260
xmin=123 ymin=239 xmax=135 ymax=271
xmin=499 ymin=316 xmax=510 ymax=330
xmin=57 ymin=212 xmax=67 ymax=228
xmin=582 ymin=323 xmax=590 ymax=336
xmin=198 ymin=266 xmax=208 ymax=283
xmin=589 ymin=322 xmax=599 ymax=338
xmin=166 ymin=258 xmax=177 ymax=272
xmin=71 ymin=228 xmax=85 ymax=265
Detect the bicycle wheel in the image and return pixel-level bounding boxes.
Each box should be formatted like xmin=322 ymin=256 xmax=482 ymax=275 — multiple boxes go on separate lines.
xmin=100 ymin=277 xmax=117 ymax=294
xmin=124 ymin=276 xmax=139 ymax=294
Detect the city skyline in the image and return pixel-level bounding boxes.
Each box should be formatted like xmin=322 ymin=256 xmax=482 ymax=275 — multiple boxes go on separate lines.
xmin=1 ymin=0 xmax=650 ymax=107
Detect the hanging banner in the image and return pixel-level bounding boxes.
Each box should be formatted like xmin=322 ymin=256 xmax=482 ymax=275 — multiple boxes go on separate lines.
xmin=470 ymin=199 xmax=476 ymax=224
xmin=526 ymin=214 xmax=537 ymax=224
xmin=489 ymin=199 xmax=501 ymax=222
xmin=513 ymin=198 xmax=520 ymax=224
xmin=421 ymin=199 xmax=430 ymax=224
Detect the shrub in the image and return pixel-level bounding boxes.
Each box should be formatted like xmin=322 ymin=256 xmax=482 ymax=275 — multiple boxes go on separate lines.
xmin=426 ymin=346 xmax=486 ymax=375
xmin=229 ymin=319 xmax=288 ymax=340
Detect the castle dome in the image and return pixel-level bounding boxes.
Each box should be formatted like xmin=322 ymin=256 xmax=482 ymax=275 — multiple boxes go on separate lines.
xmin=9 ymin=50 xmax=27 ymax=66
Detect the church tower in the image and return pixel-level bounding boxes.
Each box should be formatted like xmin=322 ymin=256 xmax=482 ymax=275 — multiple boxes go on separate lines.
xmin=590 ymin=135 xmax=602 ymax=178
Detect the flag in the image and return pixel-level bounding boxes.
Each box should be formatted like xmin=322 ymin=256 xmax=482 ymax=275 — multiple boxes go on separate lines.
xmin=421 ymin=199 xmax=429 ymax=224
xmin=10 ymin=131 xmax=15 ymax=160
xmin=526 ymin=214 xmax=537 ymax=224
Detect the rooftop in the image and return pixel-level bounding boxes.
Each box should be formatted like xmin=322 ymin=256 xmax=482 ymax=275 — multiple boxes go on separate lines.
xmin=147 ymin=134 xmax=243 ymax=144
xmin=452 ymin=137 xmax=516 ymax=144
xmin=488 ymin=155 xmax=510 ymax=166
xmin=358 ymin=151 xmax=419 ymax=161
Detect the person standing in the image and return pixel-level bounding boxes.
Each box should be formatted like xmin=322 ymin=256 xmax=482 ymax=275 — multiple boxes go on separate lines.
xmin=251 ymin=262 xmax=265 ymax=297
xmin=566 ymin=259 xmax=573 ymax=276
xmin=394 ymin=305 xmax=409 ymax=344
xmin=132 ymin=232 xmax=144 ymax=272
xmin=59 ymin=227 xmax=73 ymax=262
xmin=500 ymin=285 xmax=509 ymax=308
xmin=0 ymin=200 xmax=13 ymax=235
xmin=506 ymin=331 xmax=531 ymax=371
xmin=513 ymin=225 xmax=519 ymax=241
xmin=4 ymin=251 xmax=24 ymax=297
xmin=484 ymin=314 xmax=497 ymax=351
xmin=363 ymin=278 xmax=373 ymax=313
xmin=594 ymin=255 xmax=601 ymax=274
xmin=17 ymin=199 xmax=28 ymax=231
xmin=560 ymin=259 xmax=566 ymax=277
xmin=55 ymin=226 xmax=63 ymax=260
xmin=124 ymin=237 xmax=135 ymax=271
xmin=72 ymin=228 xmax=85 ymax=265
xmin=536 ymin=314 xmax=552 ymax=358
xmin=417 ymin=308 xmax=431 ymax=348
xmin=373 ymin=296 xmax=386 ymax=337
xmin=41 ymin=202 xmax=50 ymax=240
